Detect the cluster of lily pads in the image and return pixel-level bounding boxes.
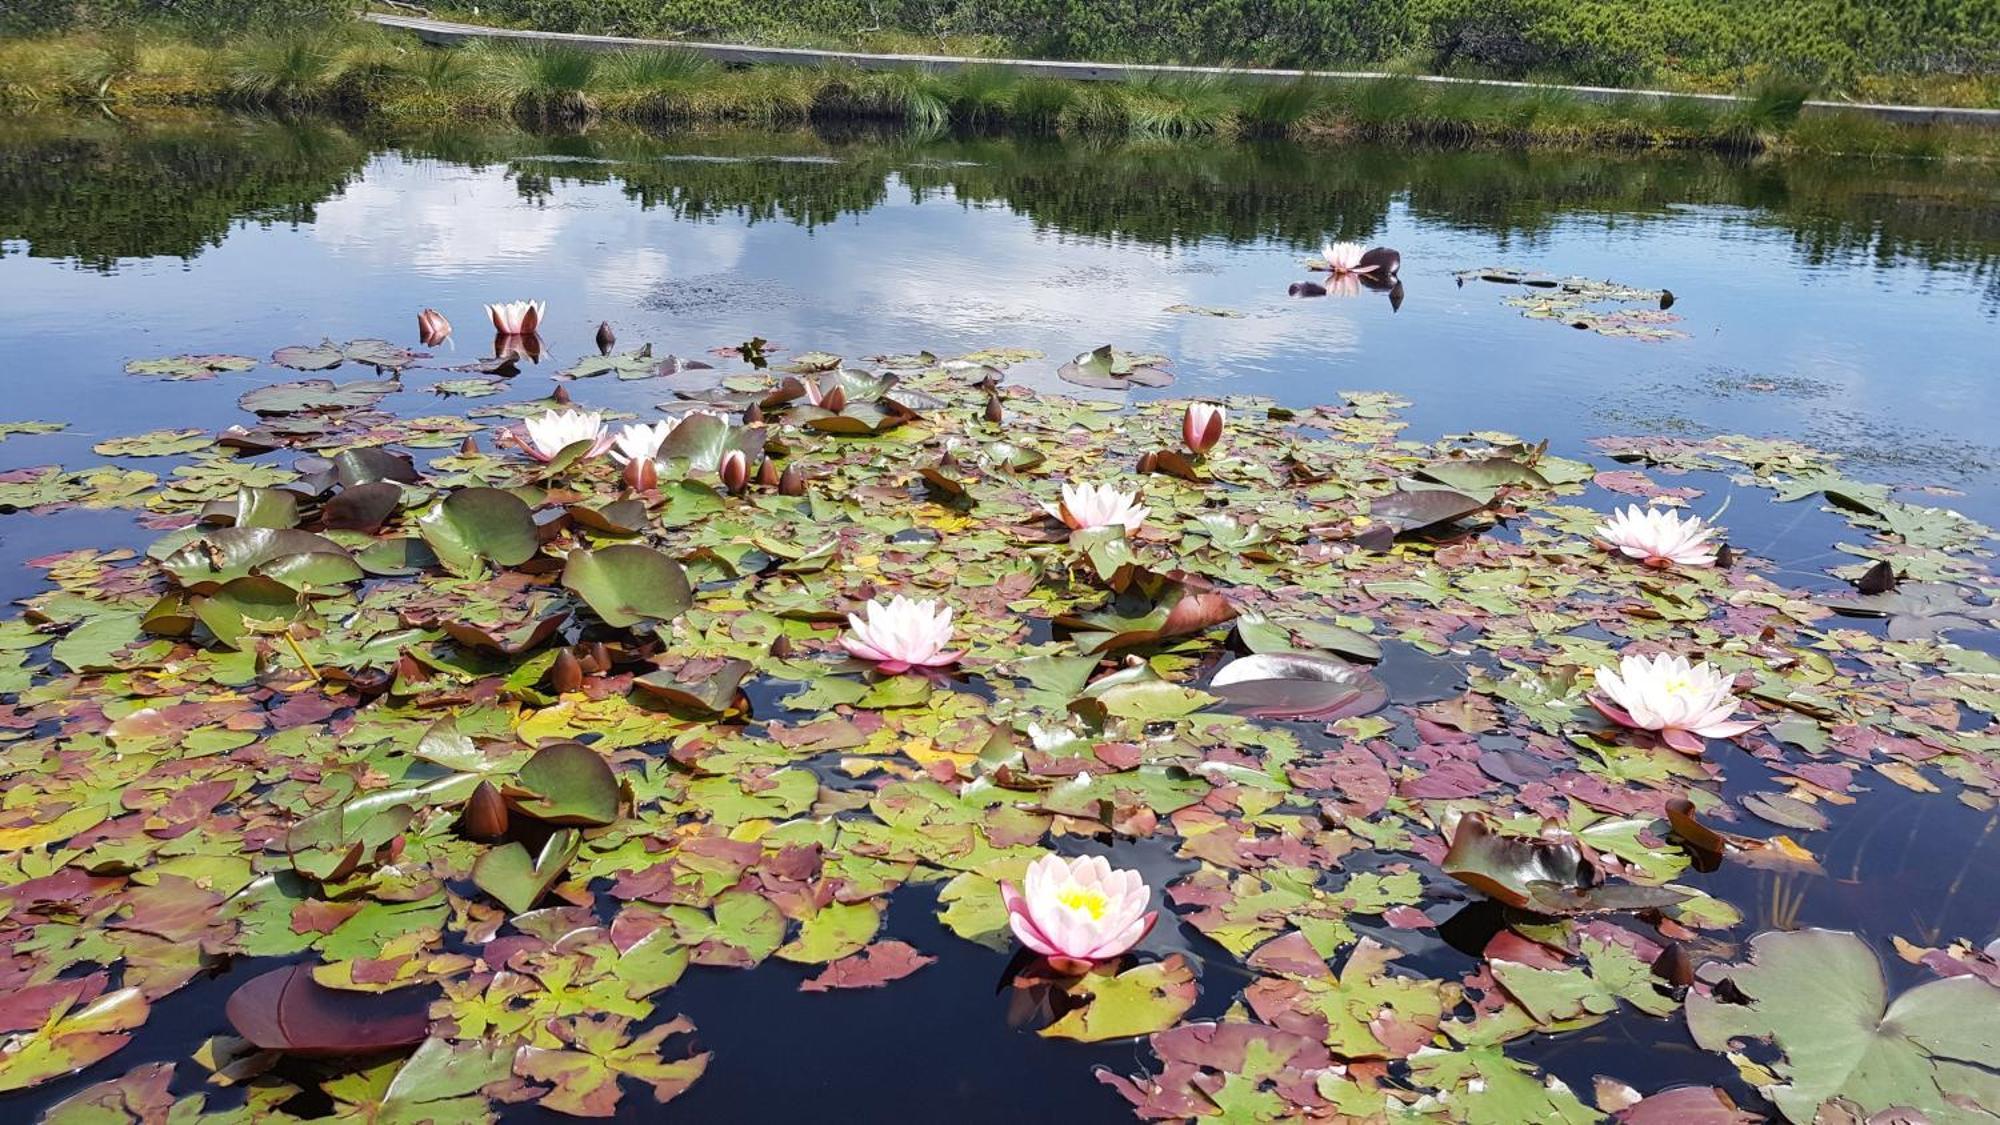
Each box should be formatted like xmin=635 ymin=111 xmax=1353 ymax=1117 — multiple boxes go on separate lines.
xmin=1 ymin=299 xmax=1997 ymax=1122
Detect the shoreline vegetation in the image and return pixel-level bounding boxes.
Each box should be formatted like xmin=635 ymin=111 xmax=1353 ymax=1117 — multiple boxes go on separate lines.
xmin=1 ymin=22 xmax=1997 ymax=159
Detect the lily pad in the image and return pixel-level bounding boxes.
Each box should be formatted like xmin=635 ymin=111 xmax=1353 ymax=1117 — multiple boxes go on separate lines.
xmin=473 ymin=829 xmax=582 ymax=914
xmin=514 ymin=742 xmax=620 ymax=827
xmin=1058 ymin=345 xmax=1175 ymax=391
xmin=1207 ymin=652 xmax=1387 ymax=721
xmin=240 ymin=379 xmax=400 ymax=415
xmin=1687 ymin=928 xmax=2000 ymax=1123
xmin=225 ymin=965 xmax=430 ymax=1056
xmin=125 ymin=354 xmax=258 ymax=380
xmin=418 ymin=488 xmax=539 ymax=577
xmin=561 ymin=544 xmax=693 ymax=629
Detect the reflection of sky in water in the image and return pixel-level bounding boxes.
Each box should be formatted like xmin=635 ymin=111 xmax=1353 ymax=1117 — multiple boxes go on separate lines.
xmin=4 ymin=148 xmax=1997 ymax=522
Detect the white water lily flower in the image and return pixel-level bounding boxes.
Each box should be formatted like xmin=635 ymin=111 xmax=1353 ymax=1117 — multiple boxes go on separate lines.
xmin=1001 ymin=854 xmax=1157 ymax=973
xmin=1045 ymin=482 xmax=1149 ymax=533
xmin=609 ymin=421 xmax=675 ymax=467
xmin=839 ymin=595 xmax=963 ymax=674
xmin=1321 ymin=241 xmax=1377 ymax=275
xmin=485 ymin=299 xmax=545 ymax=336
xmin=518 ymin=409 xmax=613 ymax=463
xmin=1596 ymin=505 xmax=1720 ymax=568
xmin=1591 ymin=652 xmax=1757 ymax=754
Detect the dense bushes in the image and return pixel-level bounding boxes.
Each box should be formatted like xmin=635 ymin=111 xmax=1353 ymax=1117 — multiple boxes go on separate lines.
xmin=2 ymin=0 xmax=347 ymax=36
xmin=454 ymin=0 xmax=1999 ymax=90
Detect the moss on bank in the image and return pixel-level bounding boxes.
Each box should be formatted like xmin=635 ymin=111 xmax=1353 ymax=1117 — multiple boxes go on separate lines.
xmin=2 ymin=25 xmax=1995 ymax=160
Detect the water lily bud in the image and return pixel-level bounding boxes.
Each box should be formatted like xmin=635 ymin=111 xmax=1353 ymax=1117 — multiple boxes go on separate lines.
xmin=769 ymin=635 xmax=794 ymax=658
xmin=1137 ymin=451 xmax=1159 ymax=474
xmin=758 ymin=458 xmax=781 ymax=488
xmin=459 ymin=435 xmax=479 ymax=456
xmin=821 ymin=386 xmax=848 ymax=414
xmin=418 ymin=308 xmax=451 ymax=346
xmin=745 ymin=402 xmax=765 ymax=426
xmin=551 ymin=648 xmax=584 ymax=694
xmin=589 ymin=641 xmax=611 ymax=670
xmin=719 ymin=449 xmax=749 ymax=494
xmin=552 ymin=385 xmax=572 ymax=405
xmin=1182 ymin=402 xmax=1225 ymax=455
xmin=595 ymin=320 xmax=616 ymax=354
xmin=622 ymin=456 xmax=658 ymax=491
xmin=460 ymin=780 xmax=509 ymax=842
xmin=779 ymin=465 xmax=805 ymax=496
xmin=984 ymin=395 xmax=1004 ymax=425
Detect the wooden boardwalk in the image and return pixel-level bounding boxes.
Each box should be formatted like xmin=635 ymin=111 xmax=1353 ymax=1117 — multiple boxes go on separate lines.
xmin=365 ymin=12 xmax=2000 ymax=128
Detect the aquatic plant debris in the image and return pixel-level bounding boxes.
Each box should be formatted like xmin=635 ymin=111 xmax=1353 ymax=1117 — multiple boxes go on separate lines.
xmin=0 ymin=322 xmax=1995 ymax=1122
xmin=1456 ymin=268 xmax=1688 ymax=339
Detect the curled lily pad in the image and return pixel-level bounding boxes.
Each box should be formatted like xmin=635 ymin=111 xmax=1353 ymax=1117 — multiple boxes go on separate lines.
xmin=200 ymin=486 xmax=301 ymax=529
xmin=193 ymin=575 xmax=303 ymax=649
xmin=1207 ymin=653 xmax=1387 ymax=721
xmin=333 ymin=447 xmax=419 ymax=488
xmin=657 ymin=413 xmax=765 ymax=474
xmin=514 ymin=742 xmax=620 ymax=827
xmin=160 ymin=528 xmax=352 ymax=592
xmin=418 ymin=488 xmax=539 ymax=577
xmin=1369 ymin=488 xmax=1489 ymax=535
xmin=633 ymin=658 xmax=752 ymax=716
xmin=569 ymin=498 xmax=649 ymax=536
xmin=474 ymin=828 xmax=582 ymax=915
xmin=356 ymin=537 xmax=439 ymax=576
xmin=225 ymin=965 xmax=430 ymax=1057
xmin=1442 ymin=815 xmax=1686 ymax=915
xmin=1063 ymin=585 xmax=1237 ymax=655
xmin=1058 ymin=345 xmax=1174 ymax=391
xmin=561 ymin=544 xmax=693 ymax=629
xmin=286 ymin=790 xmax=417 ymax=881
xmin=1415 ymin=457 xmax=1549 ymax=498
xmin=322 ymin=482 xmax=405 ymax=533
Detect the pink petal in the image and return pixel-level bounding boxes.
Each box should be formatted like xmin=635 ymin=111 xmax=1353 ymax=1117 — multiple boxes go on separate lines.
xmin=1589 ymin=696 xmax=1638 ymax=728
xmin=1082 ymin=910 xmax=1157 ymax=960
xmin=1693 ymin=719 xmax=1758 ymax=740
xmin=1661 ymin=728 xmax=1706 ymax=754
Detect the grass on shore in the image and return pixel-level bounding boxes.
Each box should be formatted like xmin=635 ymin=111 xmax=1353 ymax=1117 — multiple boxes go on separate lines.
xmin=1 ymin=24 xmax=1993 ymax=159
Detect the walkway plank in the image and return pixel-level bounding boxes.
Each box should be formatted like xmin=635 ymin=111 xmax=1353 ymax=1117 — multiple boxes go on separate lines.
xmin=365 ymin=12 xmax=2000 ymax=128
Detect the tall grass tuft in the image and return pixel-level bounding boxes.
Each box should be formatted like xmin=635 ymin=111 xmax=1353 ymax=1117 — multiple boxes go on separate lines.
xmin=1124 ymin=74 xmax=1238 ymax=137
xmin=1008 ymin=77 xmax=1075 ymax=131
xmin=489 ymin=43 xmax=601 ymax=122
xmin=944 ymin=65 xmax=1020 ymax=128
xmin=1237 ymin=78 xmax=1327 ymax=137
xmin=226 ymin=32 xmax=346 ymax=107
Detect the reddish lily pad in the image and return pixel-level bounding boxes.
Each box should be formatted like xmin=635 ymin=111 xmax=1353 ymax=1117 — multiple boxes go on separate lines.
xmin=224 ymin=965 xmax=429 ymax=1056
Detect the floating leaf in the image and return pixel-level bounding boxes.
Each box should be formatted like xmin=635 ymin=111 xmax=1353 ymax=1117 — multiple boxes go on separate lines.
xmin=225 ymin=965 xmax=429 ymax=1056
xmin=561 ymin=544 xmax=693 ymax=629
xmin=1207 ymin=653 xmax=1387 ymax=721
xmin=1058 ymin=345 xmax=1175 ymax=390
xmin=1688 ymin=928 xmax=2000 ymax=1123
xmin=1042 ymin=956 xmax=1198 ymax=1042
xmin=125 ymin=354 xmax=257 ymax=380
xmin=418 ymin=488 xmax=539 ymax=577
xmin=513 ymin=742 xmax=620 ymax=827
xmin=473 ymin=829 xmax=582 ymax=914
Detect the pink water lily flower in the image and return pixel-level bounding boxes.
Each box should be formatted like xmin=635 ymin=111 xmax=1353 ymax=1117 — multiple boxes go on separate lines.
xmin=518 ymin=409 xmax=614 ymax=463
xmin=1183 ymin=403 xmax=1225 ymax=455
xmin=486 ymin=300 xmax=546 ymax=336
xmin=417 ymin=308 xmax=451 ymax=346
xmin=1002 ymin=854 xmax=1157 ymax=974
xmin=1046 ymin=482 xmax=1149 ymax=533
xmin=1321 ymin=241 xmax=1378 ymax=276
xmin=839 ymin=595 xmax=963 ymax=674
xmin=1596 ymin=505 xmax=1721 ymax=568
xmin=1591 ymin=652 xmax=1758 ymax=754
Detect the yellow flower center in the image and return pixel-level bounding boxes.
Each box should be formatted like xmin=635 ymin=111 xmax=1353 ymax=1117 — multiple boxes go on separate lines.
xmin=1057 ymin=887 xmax=1108 ymax=921
xmin=1662 ymin=677 xmax=1693 ymax=697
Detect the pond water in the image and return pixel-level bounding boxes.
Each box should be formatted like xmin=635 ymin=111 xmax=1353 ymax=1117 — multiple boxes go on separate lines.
xmin=1 ymin=112 xmax=1997 ymax=1122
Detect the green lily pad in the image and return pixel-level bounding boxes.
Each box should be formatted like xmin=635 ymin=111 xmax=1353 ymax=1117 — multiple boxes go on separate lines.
xmin=1042 ymin=956 xmax=1198 ymax=1042
xmin=125 ymin=353 xmax=258 ymax=379
xmin=514 ymin=742 xmax=620 ymax=827
xmin=561 ymin=544 xmax=693 ymax=629
xmin=474 ymin=829 xmax=582 ymax=914
xmin=1688 ymin=928 xmax=2000 ymax=1123
xmin=239 ymin=379 xmax=400 ymax=415
xmin=418 ymin=488 xmax=539 ymax=577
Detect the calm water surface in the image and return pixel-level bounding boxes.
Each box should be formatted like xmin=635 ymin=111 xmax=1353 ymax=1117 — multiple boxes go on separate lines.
xmin=2 ymin=113 xmax=1997 ymax=1121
